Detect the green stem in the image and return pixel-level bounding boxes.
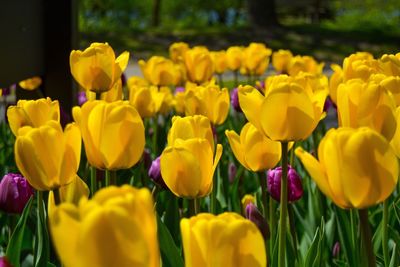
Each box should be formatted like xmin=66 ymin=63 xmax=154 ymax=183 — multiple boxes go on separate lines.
xmin=189 ymin=198 xmax=200 ymax=216
xmin=95 ymin=92 xmax=102 ymax=100
xmin=211 ymin=169 xmax=217 ymax=214
xmin=382 ymin=200 xmax=389 ymax=267
xmin=105 ymin=169 xmax=111 ymax=187
xmin=152 ymin=116 xmax=159 ymax=156
xmin=90 ymin=166 xmax=97 ymax=196
xmin=350 ymin=209 xmax=357 ymax=253
xmin=269 ymin=195 xmax=276 ymax=255
xmin=358 ymin=209 xmax=376 ymax=267
xmin=259 ymin=172 xmax=269 ymax=220
xmin=288 ymin=204 xmax=298 ymax=260
xmin=278 ymin=141 xmax=288 ymax=267
xmin=218 ymin=73 xmax=224 ymax=88
xmin=53 ymin=188 xmax=61 ymax=205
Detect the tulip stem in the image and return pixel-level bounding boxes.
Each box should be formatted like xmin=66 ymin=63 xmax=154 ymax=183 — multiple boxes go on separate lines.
xmin=278 ymin=141 xmax=288 ymax=267
xmin=358 ymin=209 xmax=376 ymax=267
xmin=152 ymin=116 xmax=159 ymax=156
xmin=259 ymin=172 xmax=269 ymax=220
xmin=90 ymin=166 xmax=97 ymax=196
xmin=288 ymin=204 xmax=298 ymax=260
xmin=53 ymin=188 xmax=61 ymax=206
xmin=105 ymin=170 xmax=111 ymax=187
xmin=189 ymin=198 xmax=200 ymax=216
xmin=382 ymin=200 xmax=389 ymax=267
xmin=269 ymin=195 xmax=276 ymax=255
xmin=95 ymin=92 xmax=102 ymax=100
xmin=217 ymin=74 xmax=224 ymax=88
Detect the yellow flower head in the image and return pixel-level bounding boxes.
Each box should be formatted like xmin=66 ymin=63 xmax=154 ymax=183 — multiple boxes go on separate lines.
xmin=272 ymin=49 xmax=293 ymax=73
xmin=226 ymin=46 xmax=244 ymax=71
xmin=129 ymin=85 xmax=166 ymax=118
xmin=210 ymin=50 xmax=228 ymax=74
xmin=226 ymin=122 xmax=281 ymax=172
xmin=241 ymin=42 xmax=272 ymax=76
xmin=287 ymin=55 xmax=324 ymax=76
xmin=73 ymin=100 xmax=145 ymax=170
xmin=70 ymin=42 xmax=129 ymax=93
xmin=49 ymin=185 xmax=160 ymax=267
xmin=169 ymin=42 xmax=190 ymax=63
xmin=181 ymin=212 xmax=266 ymax=267
xmin=7 ymin=97 xmax=60 ymax=136
xmin=184 ymin=46 xmax=214 ymax=84
xmin=15 ymin=121 xmax=81 ymax=191
xmin=18 ymin=76 xmax=42 ymax=91
xmin=296 ymin=127 xmax=398 ymax=209
xmin=139 ymin=56 xmax=180 ymax=86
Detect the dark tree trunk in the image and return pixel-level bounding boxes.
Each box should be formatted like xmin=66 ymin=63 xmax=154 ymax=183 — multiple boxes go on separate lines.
xmin=152 ymin=0 xmax=161 ymax=27
xmin=247 ymin=0 xmax=279 ymax=27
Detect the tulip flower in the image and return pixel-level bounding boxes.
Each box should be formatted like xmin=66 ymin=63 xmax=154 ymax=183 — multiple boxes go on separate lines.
xmin=70 ymin=42 xmax=129 ymax=93
xmin=161 ymin=115 xmax=222 ymax=198
xmin=73 ymin=100 xmax=145 ymax=170
xmin=245 ymin=203 xmax=270 ymax=240
xmin=184 ymin=46 xmax=214 ymax=84
xmin=272 ymin=49 xmax=293 ymax=74
xmin=49 ymin=185 xmax=160 ymax=267
xmin=295 ymin=127 xmax=398 ymax=209
xmin=18 ymin=76 xmax=42 ymax=90
xmin=226 ymin=46 xmax=244 ymax=71
xmin=139 ymin=56 xmax=180 ymax=86
xmin=184 ymin=83 xmax=230 ymax=125
xmin=230 ymin=87 xmax=242 ymax=112
xmin=371 ymin=75 xmax=400 ymax=106
xmin=14 ymin=121 xmax=81 ymax=191
xmin=127 ymin=76 xmax=150 ymax=88
xmin=86 ymin=79 xmax=123 ymax=102
xmin=225 ymin=122 xmax=281 ymax=172
xmin=241 ymin=194 xmax=256 ymax=212
xmin=148 ymin=156 xmax=167 ymax=188
xmin=7 ymin=97 xmax=60 ymax=136
xmin=379 ymin=53 xmax=400 ymax=76
xmin=267 ymin=165 xmax=303 ymax=202
xmin=211 ymin=50 xmax=228 ymax=74
xmin=238 ymin=77 xmax=326 ymax=141
xmin=169 ymin=42 xmax=189 ymax=63
xmin=287 ymin=55 xmax=324 ymax=76
xmin=336 ymin=79 xmax=397 ymax=141
xmin=0 ymin=256 xmax=12 ymax=267
xmin=0 ymin=173 xmax=34 ymax=214
xmin=241 ymin=42 xmax=272 ymax=76
xmin=128 ymin=85 xmax=165 ymax=118
xmin=158 ymin=86 xmax=175 ymax=115
xmin=181 ymin=212 xmax=266 ymax=267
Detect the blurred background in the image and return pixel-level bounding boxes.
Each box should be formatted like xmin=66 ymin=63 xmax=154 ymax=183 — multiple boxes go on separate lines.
xmin=79 ymin=0 xmax=400 ymax=62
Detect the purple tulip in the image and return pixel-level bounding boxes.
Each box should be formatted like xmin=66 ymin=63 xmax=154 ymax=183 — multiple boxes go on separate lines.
xmin=228 ymin=162 xmax=237 ymax=184
xmin=77 ymin=91 xmax=87 ymax=106
xmin=267 ymin=165 xmax=303 ymax=202
xmin=148 ymin=156 xmax=167 ymax=189
xmin=332 ymin=241 xmax=340 ymax=258
xmin=175 ymin=86 xmax=185 ymax=95
xmin=230 ymin=87 xmax=242 ymax=112
xmin=0 ymin=256 xmax=12 ymax=267
xmin=245 ymin=203 xmax=270 ymax=239
xmin=0 ymin=173 xmax=34 ymax=214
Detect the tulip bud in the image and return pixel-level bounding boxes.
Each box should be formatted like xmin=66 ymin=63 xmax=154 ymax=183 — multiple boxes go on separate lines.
xmin=228 ymin=162 xmax=237 ymax=183
xmin=77 ymin=91 xmax=87 ymax=106
xmin=267 ymin=165 xmax=303 ymax=202
xmin=245 ymin=203 xmax=270 ymax=240
xmin=148 ymin=156 xmax=167 ymax=189
xmin=332 ymin=241 xmax=340 ymax=258
xmin=175 ymin=86 xmax=185 ymax=95
xmin=0 ymin=256 xmax=12 ymax=267
xmin=0 ymin=173 xmax=34 ymax=214
xmin=230 ymin=87 xmax=242 ymax=112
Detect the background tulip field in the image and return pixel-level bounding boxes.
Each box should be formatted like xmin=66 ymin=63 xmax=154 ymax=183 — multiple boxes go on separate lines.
xmin=1 ymin=24 xmax=400 ymax=267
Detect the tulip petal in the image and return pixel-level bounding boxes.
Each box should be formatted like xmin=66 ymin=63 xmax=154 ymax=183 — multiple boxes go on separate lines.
xmin=238 ymin=85 xmax=264 ymax=132
xmin=225 ymin=129 xmax=248 ymax=170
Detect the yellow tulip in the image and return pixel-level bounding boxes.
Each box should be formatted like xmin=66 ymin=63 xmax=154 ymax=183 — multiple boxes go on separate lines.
xmin=242 ymin=43 xmax=272 ymax=76
xmin=167 ymin=115 xmax=215 ymax=149
xmin=161 ymin=115 xmax=222 ymax=198
xmin=72 ymin=100 xmax=145 ymax=170
xmin=328 ymin=63 xmax=343 ymax=104
xmin=158 ymin=86 xmax=174 ymax=115
xmin=211 ymin=51 xmax=228 ymax=74
xmin=86 ymin=79 xmax=123 ymax=102
xmin=139 ymin=56 xmax=179 ymax=86
xmin=181 ymin=212 xmax=266 ymax=267
xmin=288 ymin=55 xmax=324 ymax=76
xmin=7 ymin=97 xmax=60 ymax=136
xmin=225 ymin=122 xmax=281 ymax=172
xmin=226 ymin=46 xmax=244 ymax=71
xmin=169 ymin=42 xmax=190 ymax=63
xmin=70 ymin=42 xmax=129 ymax=93
xmin=14 ymin=121 xmax=81 ymax=191
xmin=390 ymin=106 xmax=400 ymax=157
xmin=272 ymin=50 xmax=293 ymax=73
xmin=379 ymin=53 xmax=400 ymax=76
xmin=337 ymin=79 xmax=397 ymax=141
xmin=184 ymin=83 xmax=230 ymax=125
xmin=127 ymin=76 xmax=150 ymax=88
xmin=18 ymin=76 xmax=42 ymax=90
xmin=48 ymin=175 xmax=89 ymax=216
xmin=295 ymin=127 xmax=398 ymax=209
xmin=238 ymin=76 xmax=326 ymax=141
xmin=184 ymin=46 xmax=214 ymax=84
xmin=129 ymin=85 xmax=165 ymax=118
xmin=49 ymin=185 xmax=160 ymax=267
xmin=174 ymin=89 xmax=186 ymax=115
xmin=373 ymin=75 xmax=400 ymax=106
xmin=241 ymin=194 xmax=256 ymax=212
xmin=342 ymin=52 xmax=377 ymax=81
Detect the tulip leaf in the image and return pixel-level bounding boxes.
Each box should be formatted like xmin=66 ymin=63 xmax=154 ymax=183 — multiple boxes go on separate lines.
xmin=335 ymin=207 xmax=356 ymax=267
xmin=216 ymin=166 xmax=227 ymax=210
xmin=157 ymin=214 xmax=184 ymax=267
xmin=304 ymin=218 xmax=325 ymax=267
xmin=6 ymin=196 xmax=33 ymax=267
xmin=34 ymin=192 xmax=50 ymax=267
xmin=389 ymin=243 xmax=397 ymax=267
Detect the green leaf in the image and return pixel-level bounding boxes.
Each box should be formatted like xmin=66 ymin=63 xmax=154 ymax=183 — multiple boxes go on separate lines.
xmin=157 ymin=214 xmax=184 ymax=267
xmin=6 ymin=197 xmax=34 ymax=267
xmin=388 ymin=243 xmax=397 ymax=267
xmin=216 ymin=166 xmax=227 ymax=210
xmin=34 ymin=193 xmax=50 ymax=267
xmin=305 ymin=218 xmax=325 ymax=267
